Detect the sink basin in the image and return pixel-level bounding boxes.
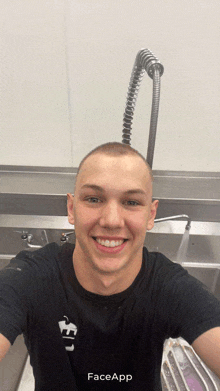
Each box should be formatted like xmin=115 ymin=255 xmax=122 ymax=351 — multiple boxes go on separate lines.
xmin=144 ymin=220 xmax=220 ymax=301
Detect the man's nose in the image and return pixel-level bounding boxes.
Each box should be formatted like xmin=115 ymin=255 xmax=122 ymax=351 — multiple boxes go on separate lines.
xmin=99 ymin=201 xmax=125 ymax=229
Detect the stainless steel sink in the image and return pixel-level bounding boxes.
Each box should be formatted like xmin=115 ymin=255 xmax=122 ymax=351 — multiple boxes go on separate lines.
xmin=1 ymin=167 xmax=220 ymax=390
xmin=145 ymin=220 xmax=220 ymax=301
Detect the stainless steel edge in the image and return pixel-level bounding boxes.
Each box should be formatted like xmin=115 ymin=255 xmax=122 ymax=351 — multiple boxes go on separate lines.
xmin=1 ymin=167 xmax=220 ymax=221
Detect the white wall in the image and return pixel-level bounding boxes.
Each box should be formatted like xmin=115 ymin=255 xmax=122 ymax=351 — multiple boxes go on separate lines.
xmin=1 ymin=0 xmax=220 ymax=171
xmin=0 ymin=0 xmax=72 ymax=166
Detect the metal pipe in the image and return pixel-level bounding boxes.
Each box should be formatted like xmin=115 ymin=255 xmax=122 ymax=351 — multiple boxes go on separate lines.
xmin=155 ymin=214 xmax=191 ymax=230
xmin=146 ymin=68 xmax=161 ymax=168
xmin=122 ymin=48 xmax=164 ymax=168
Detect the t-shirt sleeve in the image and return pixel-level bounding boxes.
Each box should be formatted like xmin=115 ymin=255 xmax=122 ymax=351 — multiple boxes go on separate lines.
xmin=0 ymin=255 xmax=33 ymax=344
xmin=0 ymin=243 xmax=60 ymax=345
xmin=156 ymin=256 xmax=220 ymax=345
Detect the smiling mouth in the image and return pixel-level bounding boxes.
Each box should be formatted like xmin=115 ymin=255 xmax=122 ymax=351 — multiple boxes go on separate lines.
xmin=92 ymin=237 xmax=128 ymax=248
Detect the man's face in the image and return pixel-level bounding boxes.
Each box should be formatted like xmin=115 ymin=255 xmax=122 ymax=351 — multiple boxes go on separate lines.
xmin=67 ymin=153 xmax=158 ymax=276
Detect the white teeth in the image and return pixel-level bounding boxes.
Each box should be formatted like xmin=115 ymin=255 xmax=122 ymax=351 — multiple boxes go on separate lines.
xmin=95 ymin=238 xmax=124 ymax=247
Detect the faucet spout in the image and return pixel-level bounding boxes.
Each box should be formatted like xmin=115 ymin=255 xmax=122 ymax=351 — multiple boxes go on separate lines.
xmin=154 ymin=214 xmax=191 ymax=231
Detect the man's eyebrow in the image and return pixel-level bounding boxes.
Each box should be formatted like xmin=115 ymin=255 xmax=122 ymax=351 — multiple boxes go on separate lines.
xmin=80 ymin=184 xmax=147 ymax=195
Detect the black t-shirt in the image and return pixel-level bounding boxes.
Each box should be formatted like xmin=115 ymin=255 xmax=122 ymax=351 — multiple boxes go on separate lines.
xmin=1 ymin=243 xmax=220 ymax=391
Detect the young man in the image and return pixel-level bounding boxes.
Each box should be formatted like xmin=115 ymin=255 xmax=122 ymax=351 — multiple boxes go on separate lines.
xmin=0 ymin=142 xmax=220 ymax=391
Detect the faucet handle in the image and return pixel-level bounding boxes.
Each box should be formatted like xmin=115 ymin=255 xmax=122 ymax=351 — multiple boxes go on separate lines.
xmin=60 ymin=231 xmax=75 ymax=244
xmin=14 ymin=230 xmax=46 ymax=249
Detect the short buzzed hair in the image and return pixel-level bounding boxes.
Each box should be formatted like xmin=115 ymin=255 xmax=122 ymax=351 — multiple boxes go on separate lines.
xmin=74 ymin=142 xmax=153 ymax=193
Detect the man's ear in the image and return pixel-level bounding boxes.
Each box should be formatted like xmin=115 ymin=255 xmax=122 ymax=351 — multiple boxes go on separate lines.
xmin=67 ymin=193 xmax=75 ymax=225
xmin=147 ymin=200 xmax=159 ymax=231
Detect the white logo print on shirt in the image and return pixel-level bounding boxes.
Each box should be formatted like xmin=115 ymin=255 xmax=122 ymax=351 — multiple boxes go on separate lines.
xmin=58 ymin=316 xmax=78 ymax=351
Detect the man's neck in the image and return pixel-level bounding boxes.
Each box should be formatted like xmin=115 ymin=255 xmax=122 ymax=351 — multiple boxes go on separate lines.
xmin=72 ymin=250 xmax=142 ymax=296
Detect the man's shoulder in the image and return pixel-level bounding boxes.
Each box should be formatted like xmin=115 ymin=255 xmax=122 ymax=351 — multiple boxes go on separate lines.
xmin=3 ymin=242 xmax=62 ymax=277
xmin=143 ymin=246 xmax=179 ymax=268
xmin=143 ymin=246 xmax=188 ymax=281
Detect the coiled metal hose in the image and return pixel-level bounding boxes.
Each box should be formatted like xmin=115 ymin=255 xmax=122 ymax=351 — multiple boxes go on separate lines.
xmin=122 ymin=48 xmax=164 ymax=168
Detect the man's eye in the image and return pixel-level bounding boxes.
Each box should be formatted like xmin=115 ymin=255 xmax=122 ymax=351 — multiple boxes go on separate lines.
xmin=86 ymin=197 xmax=101 ymax=203
xmin=126 ymin=200 xmax=139 ymax=206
